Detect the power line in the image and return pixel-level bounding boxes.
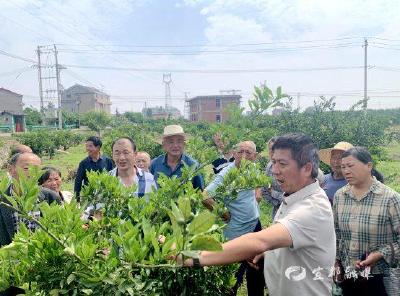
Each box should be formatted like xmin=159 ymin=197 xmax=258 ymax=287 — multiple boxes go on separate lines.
xmin=369 ymin=37 xmax=400 ymax=43
xmin=55 ymin=37 xmax=364 ymax=48
xmin=0 ymin=49 xmax=36 ymax=63
xmin=0 ymin=67 xmax=34 ymax=77
xmin=374 ymin=66 xmax=400 ymax=72
xmin=56 ymin=43 xmax=359 ymax=56
xmin=63 ymin=64 xmax=364 ymax=73
xmin=63 ymin=69 xmax=101 ymax=89
xmin=0 ymin=11 xmax=53 ymax=43
xmin=9 ymin=1 xmax=161 ymax=87
xmin=369 ymin=45 xmax=400 ymax=51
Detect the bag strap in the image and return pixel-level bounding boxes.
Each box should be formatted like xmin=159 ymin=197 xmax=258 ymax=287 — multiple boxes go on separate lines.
xmin=137 ymin=173 xmax=146 ymax=198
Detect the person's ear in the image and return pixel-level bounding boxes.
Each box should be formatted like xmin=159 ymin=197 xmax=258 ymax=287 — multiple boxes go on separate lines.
xmin=303 ymin=162 xmax=313 ymax=176
xmin=253 ymin=152 xmax=259 ymax=161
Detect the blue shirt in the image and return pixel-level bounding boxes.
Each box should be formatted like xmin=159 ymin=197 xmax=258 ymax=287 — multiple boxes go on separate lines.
xmin=150 ymin=153 xmax=204 ymax=191
xmin=323 ymin=173 xmax=347 ymax=203
xmin=205 ymin=163 xmax=260 ymax=240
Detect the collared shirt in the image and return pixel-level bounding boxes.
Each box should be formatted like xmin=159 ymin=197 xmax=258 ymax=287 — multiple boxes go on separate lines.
xmin=211 ymin=155 xmax=234 ymax=174
xmin=323 ymin=172 xmax=347 ymax=204
xmin=109 ymin=166 xmax=157 ymax=197
xmin=150 ymin=153 xmax=204 ymax=191
xmin=262 ymin=161 xmax=283 ymax=219
xmin=74 ymin=154 xmax=114 ymax=199
xmin=83 ymin=167 xmax=156 ymax=220
xmin=205 ymin=162 xmax=259 ymax=240
xmin=264 ymin=181 xmax=335 ymax=296
xmin=333 ymin=177 xmax=400 ymax=274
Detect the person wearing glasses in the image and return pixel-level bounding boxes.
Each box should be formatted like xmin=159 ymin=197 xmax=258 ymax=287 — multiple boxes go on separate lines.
xmin=83 ymin=137 xmax=156 ymax=220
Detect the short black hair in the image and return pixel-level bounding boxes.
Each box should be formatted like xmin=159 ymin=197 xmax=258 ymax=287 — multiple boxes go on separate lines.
xmin=38 ymin=166 xmax=62 ymax=185
xmin=341 ymin=147 xmax=372 ymax=164
xmin=8 ymin=153 xmax=22 ymax=166
xmin=272 ymin=133 xmax=319 ymax=179
xmin=111 ymin=137 xmax=137 ymax=152
xmin=268 ymin=136 xmax=278 ymax=146
xmin=86 ymin=136 xmax=102 ymax=148
xmin=342 ymin=147 xmax=384 ymax=182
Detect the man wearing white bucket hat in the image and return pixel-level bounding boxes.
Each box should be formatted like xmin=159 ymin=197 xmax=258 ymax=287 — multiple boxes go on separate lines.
xmin=150 ymin=125 xmax=204 ymax=190
xmin=319 ymin=141 xmax=353 ymax=204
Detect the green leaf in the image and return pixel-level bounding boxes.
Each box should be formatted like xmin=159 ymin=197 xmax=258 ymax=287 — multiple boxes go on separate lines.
xmin=188 ymin=211 xmax=216 ymax=235
xmin=64 ymin=246 xmax=76 ymax=256
xmin=170 ymin=200 xmax=185 ymax=224
xmin=81 ymin=289 xmax=93 ymax=295
xmin=180 ymin=250 xmax=200 ymax=259
xmin=67 ymin=273 xmax=76 ymax=285
xmin=191 ymin=235 xmax=223 ymax=251
xmin=177 ymin=197 xmax=191 ymax=221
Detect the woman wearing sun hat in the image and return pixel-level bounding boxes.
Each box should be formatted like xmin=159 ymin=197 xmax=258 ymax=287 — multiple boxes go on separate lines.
xmin=319 ymin=141 xmax=353 ymax=204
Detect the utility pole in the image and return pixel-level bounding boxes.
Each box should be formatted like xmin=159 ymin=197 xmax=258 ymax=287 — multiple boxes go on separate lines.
xmin=54 ymin=44 xmax=62 ymax=129
xmin=183 ymin=91 xmax=190 ymax=119
xmin=37 ymin=46 xmax=44 ymax=113
xmin=363 ymin=38 xmax=368 ymax=110
xmin=297 ymin=92 xmax=301 ymax=109
xmin=163 ymin=73 xmax=172 ymax=111
xmin=37 ymin=44 xmax=66 ymax=128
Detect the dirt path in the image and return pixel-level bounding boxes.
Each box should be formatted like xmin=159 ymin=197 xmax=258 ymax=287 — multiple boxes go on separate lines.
xmin=0 ymin=138 xmax=21 ymax=168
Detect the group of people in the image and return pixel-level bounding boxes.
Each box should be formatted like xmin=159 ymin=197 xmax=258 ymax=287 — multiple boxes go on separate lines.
xmin=0 ymin=124 xmax=399 ymax=296
xmin=183 ymin=135 xmax=400 ymax=296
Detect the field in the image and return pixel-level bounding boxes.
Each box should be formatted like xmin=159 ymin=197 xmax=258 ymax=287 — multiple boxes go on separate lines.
xmin=376 ymin=141 xmax=400 ymax=192
xmin=1 ymin=114 xmax=399 ymax=294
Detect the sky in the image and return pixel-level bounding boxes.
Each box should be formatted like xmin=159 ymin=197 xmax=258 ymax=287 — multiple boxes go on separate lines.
xmin=0 ymin=0 xmax=400 ymax=115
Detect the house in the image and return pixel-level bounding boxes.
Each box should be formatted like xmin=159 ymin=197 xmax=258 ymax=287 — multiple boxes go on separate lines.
xmin=0 ymin=88 xmax=25 ymax=132
xmin=61 ymin=84 xmax=111 ymax=114
xmin=142 ymin=106 xmax=182 ymax=120
xmin=186 ymin=95 xmax=241 ymax=123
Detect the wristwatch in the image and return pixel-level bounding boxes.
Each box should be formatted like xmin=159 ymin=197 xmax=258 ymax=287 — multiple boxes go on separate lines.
xmin=193 ymin=257 xmax=201 ymax=268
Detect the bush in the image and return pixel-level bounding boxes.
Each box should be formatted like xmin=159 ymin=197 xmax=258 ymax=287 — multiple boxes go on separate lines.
xmin=14 ymin=130 xmax=84 ymax=158
xmin=0 ymin=162 xmax=268 ymax=294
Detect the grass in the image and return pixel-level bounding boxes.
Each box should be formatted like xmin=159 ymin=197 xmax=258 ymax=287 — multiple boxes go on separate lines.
xmin=377 ymin=141 xmax=400 ymax=193
xmin=41 ymin=145 xmax=87 ymax=191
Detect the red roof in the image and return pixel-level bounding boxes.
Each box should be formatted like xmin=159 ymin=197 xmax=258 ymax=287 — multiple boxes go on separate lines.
xmin=0 ymin=88 xmax=23 ymax=96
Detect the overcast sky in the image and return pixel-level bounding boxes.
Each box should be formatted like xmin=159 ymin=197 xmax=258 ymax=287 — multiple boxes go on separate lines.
xmin=1 ymin=0 xmax=400 ymax=115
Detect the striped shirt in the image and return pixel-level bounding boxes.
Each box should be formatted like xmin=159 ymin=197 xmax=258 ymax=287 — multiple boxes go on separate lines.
xmin=333 ymin=177 xmax=400 ymax=274
xmin=109 ymin=167 xmax=157 ymax=197
xmin=83 ymin=167 xmax=156 ymax=220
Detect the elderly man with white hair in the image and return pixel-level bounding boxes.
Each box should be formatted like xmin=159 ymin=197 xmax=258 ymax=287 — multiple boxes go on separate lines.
xmin=203 ymin=140 xmax=265 ymax=296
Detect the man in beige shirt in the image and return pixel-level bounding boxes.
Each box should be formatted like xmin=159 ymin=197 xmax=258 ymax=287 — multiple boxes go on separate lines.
xmin=181 ymin=133 xmax=336 ymax=296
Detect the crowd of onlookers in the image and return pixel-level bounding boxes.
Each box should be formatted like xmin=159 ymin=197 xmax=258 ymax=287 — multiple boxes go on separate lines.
xmin=0 ymin=124 xmax=399 ymax=296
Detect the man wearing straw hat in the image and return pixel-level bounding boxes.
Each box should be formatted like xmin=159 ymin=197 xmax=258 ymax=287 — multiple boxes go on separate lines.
xmin=150 ymin=125 xmax=204 ymax=190
xmin=319 ymin=141 xmax=353 ymax=204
